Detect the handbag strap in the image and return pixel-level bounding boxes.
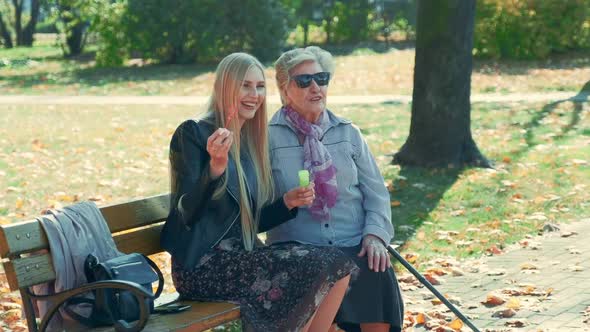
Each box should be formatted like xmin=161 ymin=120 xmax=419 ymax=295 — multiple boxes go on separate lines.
xmin=142 ymin=254 xmax=164 ymax=299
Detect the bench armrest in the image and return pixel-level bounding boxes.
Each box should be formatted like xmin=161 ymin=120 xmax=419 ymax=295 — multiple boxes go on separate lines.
xmin=28 ymin=280 xmax=153 ymax=332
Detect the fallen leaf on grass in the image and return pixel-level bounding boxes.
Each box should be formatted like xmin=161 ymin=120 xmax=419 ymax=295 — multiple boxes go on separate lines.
xmin=520 ymin=263 xmax=538 ymax=270
xmin=569 ymin=265 xmax=584 ymax=272
xmin=449 ymin=267 xmax=465 ymax=276
xmin=415 ymin=312 xmax=427 ymax=324
xmin=0 ymin=301 xmax=21 ymax=311
xmin=404 ymin=253 xmax=419 ymax=264
xmin=6 ymin=186 xmax=23 ymax=193
xmin=426 ymin=267 xmax=447 ymax=276
xmin=450 ymin=209 xmax=465 ymax=216
xmin=487 ymin=269 xmax=507 ymax=276
xmin=397 ymin=274 xmax=417 ymax=283
xmin=0 ymin=309 xmax=21 ymax=323
xmin=542 ymin=222 xmax=560 ymax=232
xmin=424 ymin=273 xmax=442 ymax=285
xmin=486 ymin=245 xmax=503 ymax=255
xmin=560 ymin=231 xmax=578 ymax=238
xmin=505 ymin=319 xmax=527 ymax=327
xmin=492 ymin=308 xmax=517 ymax=318
xmin=447 ymin=318 xmax=463 ymax=330
xmin=482 ymin=293 xmax=506 ymax=306
xmin=567 ymin=247 xmax=580 ymax=254
xmin=505 ymin=298 xmax=521 ymax=310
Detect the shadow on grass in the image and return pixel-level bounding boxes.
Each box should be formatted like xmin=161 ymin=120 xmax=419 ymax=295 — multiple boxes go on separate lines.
xmin=472 ymin=51 xmax=590 ymax=77
xmin=0 ymin=62 xmax=217 ymax=90
xmin=317 ymin=40 xmax=415 ymax=56
xmin=512 ymin=80 xmax=589 ymax=158
xmin=389 ymin=166 xmax=460 ymax=246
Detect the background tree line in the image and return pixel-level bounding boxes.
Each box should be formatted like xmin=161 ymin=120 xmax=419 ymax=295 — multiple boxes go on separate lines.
xmin=0 ymin=0 xmax=588 ymax=66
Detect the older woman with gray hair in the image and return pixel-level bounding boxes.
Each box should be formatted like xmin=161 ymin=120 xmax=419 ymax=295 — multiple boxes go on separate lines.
xmin=267 ymin=46 xmax=404 ymax=332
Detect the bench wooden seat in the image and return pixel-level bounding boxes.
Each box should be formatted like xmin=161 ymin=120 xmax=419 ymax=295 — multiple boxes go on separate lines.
xmin=0 ymin=194 xmax=240 ymax=332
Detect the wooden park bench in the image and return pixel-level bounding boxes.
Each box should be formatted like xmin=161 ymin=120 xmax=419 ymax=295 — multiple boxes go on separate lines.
xmin=0 ymin=194 xmax=240 ymax=331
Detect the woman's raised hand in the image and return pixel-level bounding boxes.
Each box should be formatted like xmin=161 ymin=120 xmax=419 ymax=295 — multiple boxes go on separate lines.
xmin=207 ymin=128 xmax=233 ymax=179
xmin=283 ymin=183 xmax=315 ymax=210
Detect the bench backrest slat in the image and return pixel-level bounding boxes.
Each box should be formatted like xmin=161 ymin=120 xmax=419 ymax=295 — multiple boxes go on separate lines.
xmin=0 ymin=221 xmax=47 ymax=258
xmin=0 ymin=194 xmax=170 ymax=258
xmin=4 ymin=254 xmax=54 ymax=290
xmin=0 ymin=193 xmax=170 ymax=291
xmin=101 ymin=194 xmax=169 ymax=233
xmin=114 ymin=224 xmax=164 ymax=256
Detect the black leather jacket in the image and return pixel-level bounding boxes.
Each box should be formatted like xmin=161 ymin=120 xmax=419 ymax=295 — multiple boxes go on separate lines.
xmin=160 ymin=118 xmax=297 ymax=269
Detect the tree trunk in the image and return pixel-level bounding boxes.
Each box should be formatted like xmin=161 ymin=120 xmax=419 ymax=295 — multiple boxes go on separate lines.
xmin=325 ymin=18 xmax=331 ymax=44
xmin=65 ymin=22 xmax=85 ymax=56
xmin=303 ymin=21 xmax=309 ymax=46
xmin=0 ymin=12 xmax=13 ymax=48
xmin=393 ymin=0 xmax=489 ymax=168
xmin=58 ymin=3 xmax=85 ymax=56
xmin=350 ymin=0 xmax=369 ymax=43
xmin=22 ymin=0 xmax=40 ymax=46
xmin=12 ymin=0 xmax=23 ymax=45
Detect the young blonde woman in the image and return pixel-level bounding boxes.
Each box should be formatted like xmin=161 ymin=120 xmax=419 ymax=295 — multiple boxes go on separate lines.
xmin=160 ymin=52 xmax=357 ymax=332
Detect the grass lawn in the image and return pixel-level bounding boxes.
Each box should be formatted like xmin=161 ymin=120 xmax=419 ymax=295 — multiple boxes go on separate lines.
xmin=1 ymin=100 xmax=588 ymax=267
xmin=0 ymin=100 xmax=588 ymax=331
xmin=1 ymin=38 xmax=589 ymax=96
xmin=1 ymin=39 xmax=589 ymax=331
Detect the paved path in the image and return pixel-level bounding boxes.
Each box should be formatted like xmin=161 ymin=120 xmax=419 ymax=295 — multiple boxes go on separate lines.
xmin=0 ymin=92 xmax=587 ymax=105
xmin=405 ymin=219 xmax=590 ymax=331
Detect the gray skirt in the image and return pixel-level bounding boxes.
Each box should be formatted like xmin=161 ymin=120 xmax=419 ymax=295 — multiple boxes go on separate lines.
xmin=335 ymin=244 xmax=404 ymax=332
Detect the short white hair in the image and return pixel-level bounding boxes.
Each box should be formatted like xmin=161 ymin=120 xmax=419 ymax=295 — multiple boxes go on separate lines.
xmin=274 ymin=46 xmax=335 ymax=105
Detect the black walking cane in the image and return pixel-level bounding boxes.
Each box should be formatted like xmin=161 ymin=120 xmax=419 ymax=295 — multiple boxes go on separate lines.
xmin=387 ymin=245 xmax=480 ymax=332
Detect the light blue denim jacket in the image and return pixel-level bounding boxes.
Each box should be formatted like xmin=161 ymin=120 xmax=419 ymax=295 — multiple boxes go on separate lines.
xmin=267 ymin=109 xmax=394 ymax=247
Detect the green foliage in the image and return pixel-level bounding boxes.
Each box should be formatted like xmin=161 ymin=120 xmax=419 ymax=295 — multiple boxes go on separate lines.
xmin=35 ymin=19 xmax=58 ymax=34
xmin=326 ymin=0 xmax=371 ymax=44
xmin=111 ymin=0 xmax=292 ymax=65
xmin=474 ymin=0 xmax=590 ymax=59
xmin=90 ymin=0 xmax=128 ymax=67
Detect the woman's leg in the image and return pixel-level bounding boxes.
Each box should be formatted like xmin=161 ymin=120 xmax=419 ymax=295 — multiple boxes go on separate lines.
xmin=302 ymin=274 xmax=351 ymax=332
xmin=360 ymin=323 xmax=391 ymax=332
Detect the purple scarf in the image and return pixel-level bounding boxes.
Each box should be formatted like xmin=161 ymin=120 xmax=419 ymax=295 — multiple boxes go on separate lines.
xmin=282 ymin=106 xmax=338 ymax=221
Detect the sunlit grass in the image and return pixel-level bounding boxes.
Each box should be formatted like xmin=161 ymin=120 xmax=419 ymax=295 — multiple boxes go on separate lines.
xmin=1 ymin=42 xmax=589 ymax=96
xmin=1 ymin=101 xmax=588 ymax=270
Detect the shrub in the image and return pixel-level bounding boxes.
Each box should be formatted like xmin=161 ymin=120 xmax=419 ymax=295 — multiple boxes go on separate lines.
xmin=474 ymin=0 xmax=590 ymax=59
xmin=97 ymin=0 xmax=292 ymax=65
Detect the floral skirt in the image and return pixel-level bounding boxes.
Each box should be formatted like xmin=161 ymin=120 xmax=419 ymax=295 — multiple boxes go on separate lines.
xmin=172 ymin=238 xmax=358 ymax=332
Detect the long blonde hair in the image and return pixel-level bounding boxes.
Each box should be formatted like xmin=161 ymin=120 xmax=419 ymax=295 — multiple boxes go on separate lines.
xmin=207 ymin=52 xmax=274 ymax=251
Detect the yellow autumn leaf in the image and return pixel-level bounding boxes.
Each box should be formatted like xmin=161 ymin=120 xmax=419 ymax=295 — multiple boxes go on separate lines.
xmin=0 ymin=217 xmax=11 ymax=225
xmin=520 ymin=263 xmax=538 ymax=270
xmin=415 ymin=312 xmax=426 ymax=324
xmin=390 ymin=200 xmax=401 ymax=207
xmin=404 ymin=253 xmax=419 ymax=264
xmin=15 ymin=197 xmax=24 ymax=209
xmin=506 ymin=297 xmax=521 ymax=310
xmin=447 ymin=318 xmax=463 ymax=330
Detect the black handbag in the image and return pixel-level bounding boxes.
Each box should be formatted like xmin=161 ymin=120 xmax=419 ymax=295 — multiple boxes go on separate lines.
xmin=65 ymin=253 xmax=164 ymax=331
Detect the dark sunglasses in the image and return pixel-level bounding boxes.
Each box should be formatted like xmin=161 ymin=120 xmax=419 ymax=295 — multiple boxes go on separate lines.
xmin=291 ymin=72 xmax=331 ymax=88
